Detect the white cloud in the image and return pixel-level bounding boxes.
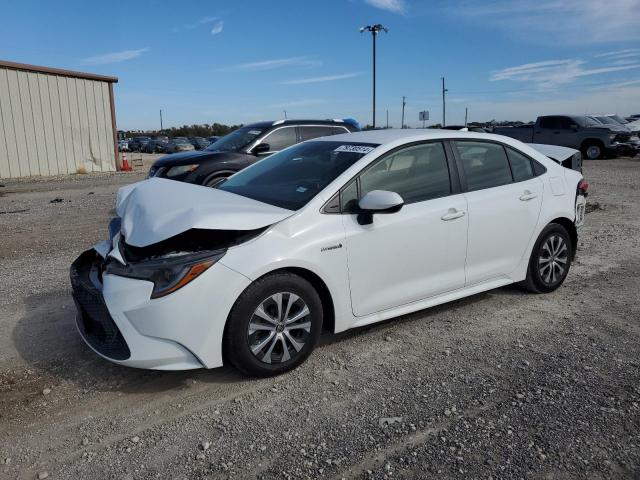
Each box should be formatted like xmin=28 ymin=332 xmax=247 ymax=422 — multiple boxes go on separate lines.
xmin=364 ymin=0 xmax=406 ymax=13
xmin=173 ymin=15 xmax=220 ymax=32
xmin=221 ymin=57 xmax=322 ymax=71
xmin=83 ymin=48 xmax=149 ymax=65
xmin=491 ymin=58 xmax=640 ymax=88
xmin=449 ymin=0 xmax=640 ymax=44
xmin=280 ymin=73 xmax=362 ymax=85
xmin=211 ymin=20 xmax=224 ymax=35
xmin=595 ymin=48 xmax=640 ymax=59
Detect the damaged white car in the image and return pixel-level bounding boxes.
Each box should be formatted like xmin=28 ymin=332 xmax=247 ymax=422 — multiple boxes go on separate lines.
xmin=71 ymin=130 xmax=588 ymax=376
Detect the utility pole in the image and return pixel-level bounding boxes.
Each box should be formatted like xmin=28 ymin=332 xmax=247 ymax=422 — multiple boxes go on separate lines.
xmin=360 ymin=24 xmax=388 ymax=128
xmin=283 ymin=110 xmax=287 ymax=119
xmin=401 ymin=96 xmax=406 ymax=129
xmin=386 ymin=109 xmax=389 ymax=128
xmin=464 ymin=107 xmax=468 ymax=127
xmin=159 ymin=109 xmax=163 ymax=131
xmin=441 ymin=77 xmax=448 ymax=127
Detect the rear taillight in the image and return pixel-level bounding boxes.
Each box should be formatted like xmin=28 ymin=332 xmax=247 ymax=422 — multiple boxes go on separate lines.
xmin=578 ymin=179 xmax=589 ymax=195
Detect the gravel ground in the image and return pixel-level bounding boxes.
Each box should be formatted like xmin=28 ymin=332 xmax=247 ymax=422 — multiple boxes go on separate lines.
xmin=0 ymin=157 xmax=639 ymax=480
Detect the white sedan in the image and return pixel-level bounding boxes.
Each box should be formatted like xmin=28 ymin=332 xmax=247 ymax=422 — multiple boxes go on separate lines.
xmin=71 ymin=130 xmax=588 ymax=376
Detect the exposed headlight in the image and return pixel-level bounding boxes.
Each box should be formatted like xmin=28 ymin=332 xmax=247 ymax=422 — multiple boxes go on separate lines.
xmin=609 ymin=133 xmax=617 ymax=141
xmin=166 ymin=164 xmax=199 ymax=177
xmin=105 ymin=249 xmax=224 ymax=298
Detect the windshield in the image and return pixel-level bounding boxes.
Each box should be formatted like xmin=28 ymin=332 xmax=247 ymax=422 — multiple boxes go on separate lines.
xmin=217 ymin=141 xmax=379 ymax=210
xmin=596 ymin=116 xmax=618 ymax=125
xmin=206 ymin=126 xmax=268 ymax=152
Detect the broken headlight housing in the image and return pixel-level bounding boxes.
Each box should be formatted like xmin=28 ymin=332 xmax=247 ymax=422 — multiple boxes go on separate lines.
xmin=105 ymin=249 xmax=225 ymax=299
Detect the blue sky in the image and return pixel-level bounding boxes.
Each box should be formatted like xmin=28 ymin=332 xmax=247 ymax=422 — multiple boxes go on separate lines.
xmin=2 ymin=0 xmax=639 ymax=129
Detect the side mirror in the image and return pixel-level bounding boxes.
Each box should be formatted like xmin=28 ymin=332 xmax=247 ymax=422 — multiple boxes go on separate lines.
xmin=357 ymin=190 xmax=404 ymax=225
xmin=252 ymin=143 xmax=270 ymax=155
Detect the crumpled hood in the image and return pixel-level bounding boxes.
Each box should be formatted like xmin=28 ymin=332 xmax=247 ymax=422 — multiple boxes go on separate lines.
xmin=116 ymin=178 xmax=294 ymax=247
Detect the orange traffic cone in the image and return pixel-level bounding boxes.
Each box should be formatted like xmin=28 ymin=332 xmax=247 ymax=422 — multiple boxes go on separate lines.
xmin=121 ymin=152 xmax=132 ymax=172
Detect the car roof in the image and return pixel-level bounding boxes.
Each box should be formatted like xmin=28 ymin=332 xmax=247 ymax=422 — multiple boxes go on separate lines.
xmin=313 ymin=128 xmax=508 ymax=144
xmin=245 ymin=119 xmax=353 ymax=128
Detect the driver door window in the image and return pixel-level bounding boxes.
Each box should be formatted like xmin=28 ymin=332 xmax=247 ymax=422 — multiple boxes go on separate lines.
xmin=358 ymin=142 xmax=451 ymax=204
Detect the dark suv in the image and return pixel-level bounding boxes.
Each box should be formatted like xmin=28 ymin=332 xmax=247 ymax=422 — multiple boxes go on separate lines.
xmin=148 ymin=119 xmax=360 ymax=186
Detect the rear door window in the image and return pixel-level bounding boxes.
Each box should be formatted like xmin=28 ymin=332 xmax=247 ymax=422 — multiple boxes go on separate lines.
xmin=300 ymin=126 xmax=340 ymax=141
xmin=454 ymin=141 xmax=513 ymax=191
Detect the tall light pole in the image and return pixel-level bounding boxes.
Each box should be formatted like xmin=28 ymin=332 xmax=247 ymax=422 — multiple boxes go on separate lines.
xmin=159 ymin=109 xmax=163 ymax=131
xmin=360 ymin=24 xmax=388 ymax=128
xmin=401 ymin=96 xmax=406 ymax=129
xmin=441 ymin=77 xmax=448 ymax=127
xmin=283 ymin=110 xmax=287 ymax=119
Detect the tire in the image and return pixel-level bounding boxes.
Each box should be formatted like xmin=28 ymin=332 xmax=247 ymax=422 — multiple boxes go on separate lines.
xmin=203 ymin=173 xmax=233 ymax=187
xmin=223 ymin=272 xmax=323 ymax=377
xmin=521 ymin=223 xmax=573 ymax=293
xmin=581 ymin=141 xmax=603 ymax=160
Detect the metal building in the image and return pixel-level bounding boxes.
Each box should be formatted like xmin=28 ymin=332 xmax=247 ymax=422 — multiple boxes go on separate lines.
xmin=0 ymin=60 xmax=119 ymax=178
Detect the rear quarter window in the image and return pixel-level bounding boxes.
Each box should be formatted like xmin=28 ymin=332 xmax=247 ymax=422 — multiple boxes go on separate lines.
xmin=453 ymin=141 xmax=513 ymax=191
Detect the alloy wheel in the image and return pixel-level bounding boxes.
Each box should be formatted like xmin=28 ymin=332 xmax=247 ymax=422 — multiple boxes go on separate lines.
xmin=538 ymin=234 xmax=568 ymax=285
xmin=247 ymin=292 xmax=311 ymax=364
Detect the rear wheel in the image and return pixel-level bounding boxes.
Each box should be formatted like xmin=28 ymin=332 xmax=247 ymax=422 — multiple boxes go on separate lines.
xmin=223 ymin=272 xmax=323 ymax=377
xmin=521 ymin=223 xmax=572 ymax=293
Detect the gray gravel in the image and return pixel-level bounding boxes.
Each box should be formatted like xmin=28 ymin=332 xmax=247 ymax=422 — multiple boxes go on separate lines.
xmin=0 ymin=157 xmax=639 ymax=479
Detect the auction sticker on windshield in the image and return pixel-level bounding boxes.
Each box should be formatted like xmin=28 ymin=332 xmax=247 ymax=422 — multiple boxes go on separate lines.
xmin=334 ymin=145 xmax=376 ymax=154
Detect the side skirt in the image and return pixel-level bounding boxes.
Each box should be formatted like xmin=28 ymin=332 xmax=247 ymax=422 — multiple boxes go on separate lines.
xmin=346 ymin=277 xmax=513 ymax=331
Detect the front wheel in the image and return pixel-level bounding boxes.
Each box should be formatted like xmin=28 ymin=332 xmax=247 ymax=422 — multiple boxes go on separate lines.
xmin=203 ymin=173 xmax=232 ymax=187
xmin=521 ymin=223 xmax=573 ymax=293
xmin=223 ymin=272 xmax=323 ymax=377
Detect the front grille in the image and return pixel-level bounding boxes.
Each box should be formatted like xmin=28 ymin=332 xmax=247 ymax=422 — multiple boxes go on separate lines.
xmin=615 ymin=132 xmax=632 ymax=142
xmin=70 ymin=251 xmax=131 ymax=361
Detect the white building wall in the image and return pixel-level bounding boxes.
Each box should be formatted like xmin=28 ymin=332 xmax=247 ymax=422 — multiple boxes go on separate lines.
xmin=0 ymin=66 xmax=116 ymax=178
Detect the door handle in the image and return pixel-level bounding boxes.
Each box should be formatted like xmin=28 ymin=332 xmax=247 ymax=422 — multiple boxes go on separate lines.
xmin=441 ymin=209 xmax=466 ymax=221
xmin=519 ymin=190 xmax=538 ymax=201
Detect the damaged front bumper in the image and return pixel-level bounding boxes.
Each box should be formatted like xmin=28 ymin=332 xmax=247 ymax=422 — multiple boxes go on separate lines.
xmin=70 ymin=247 xmax=251 ymax=370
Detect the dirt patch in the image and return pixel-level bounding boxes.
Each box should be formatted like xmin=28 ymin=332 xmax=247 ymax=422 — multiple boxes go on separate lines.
xmin=0 ymin=158 xmax=639 ymax=479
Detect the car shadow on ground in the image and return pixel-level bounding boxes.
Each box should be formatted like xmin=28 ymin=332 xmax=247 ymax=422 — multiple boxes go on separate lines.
xmin=11 ymin=285 xmax=527 ymax=395
xmin=11 ymin=289 xmax=246 ymax=395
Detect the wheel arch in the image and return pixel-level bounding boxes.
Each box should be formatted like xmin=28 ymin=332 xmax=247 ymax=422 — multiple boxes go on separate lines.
xmin=225 ymin=266 xmax=336 ymax=335
xmin=270 ymin=267 xmax=336 ymax=334
xmin=548 ymin=216 xmax=578 ymax=259
xmin=202 ymin=169 xmax=237 ymax=185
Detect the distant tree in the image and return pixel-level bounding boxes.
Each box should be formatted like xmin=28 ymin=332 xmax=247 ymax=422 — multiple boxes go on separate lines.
xmin=124 ymin=122 xmax=242 ymax=139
